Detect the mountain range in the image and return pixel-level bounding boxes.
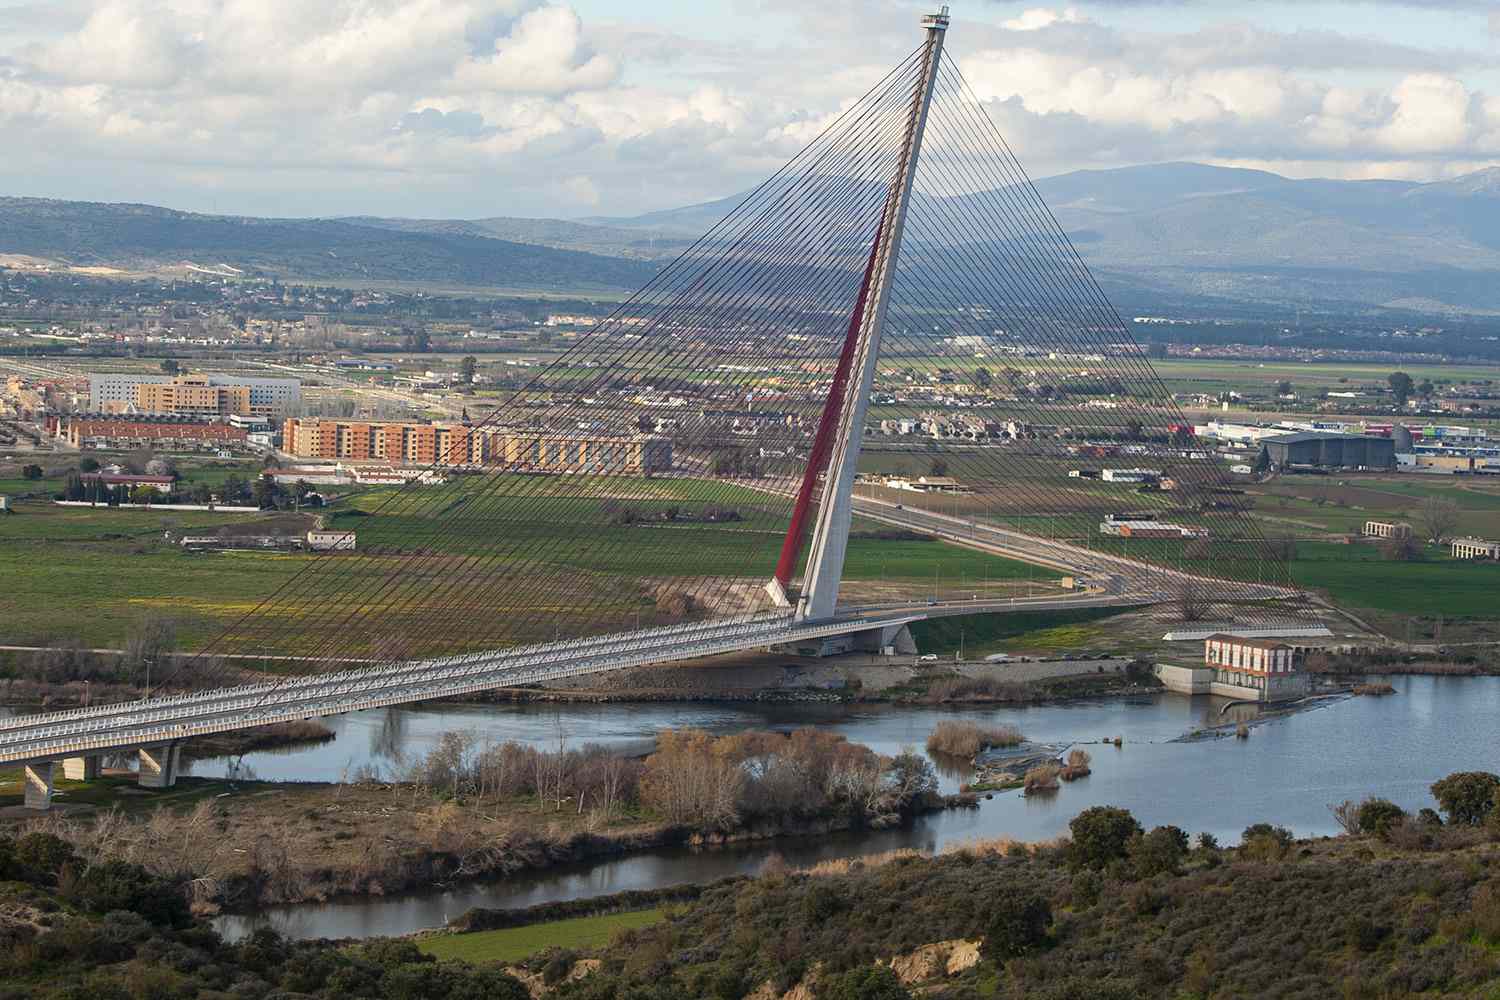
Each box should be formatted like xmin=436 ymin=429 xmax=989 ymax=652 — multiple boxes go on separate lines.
xmin=6 ymin=162 xmax=1500 ymax=313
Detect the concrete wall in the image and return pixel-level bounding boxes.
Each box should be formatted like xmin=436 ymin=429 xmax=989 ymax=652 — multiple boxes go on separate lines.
xmin=1156 ymin=663 xmax=1310 ymax=702
xmin=1154 ymin=662 xmax=1211 ymax=695
xmin=1208 ymin=680 xmax=1263 ymax=701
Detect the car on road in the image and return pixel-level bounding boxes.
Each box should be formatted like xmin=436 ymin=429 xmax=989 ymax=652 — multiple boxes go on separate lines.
xmin=918 ymin=653 xmax=938 ymax=662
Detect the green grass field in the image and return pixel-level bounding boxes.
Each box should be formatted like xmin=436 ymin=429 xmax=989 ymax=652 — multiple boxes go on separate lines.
xmin=1146 ymin=358 xmax=1500 ymax=404
xmin=0 ymin=486 xmax=1041 ymax=650
xmin=908 ymin=606 xmax=1132 ymax=657
xmin=1087 ymin=533 xmax=1500 ymax=619
xmin=1281 ymin=542 xmax=1500 ymax=618
xmin=417 ymin=909 xmax=666 ymax=964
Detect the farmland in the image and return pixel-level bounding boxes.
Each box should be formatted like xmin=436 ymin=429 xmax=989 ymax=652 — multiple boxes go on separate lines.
xmin=0 ymin=479 xmax=1043 ymax=653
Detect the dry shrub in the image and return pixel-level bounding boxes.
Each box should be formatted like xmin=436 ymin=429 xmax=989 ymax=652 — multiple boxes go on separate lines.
xmin=1060 ymin=749 xmax=1092 ymax=781
xmin=797 ymin=848 xmax=926 ymax=877
xmin=940 ymin=837 xmax=1048 ymax=859
xmin=1023 ymin=764 xmax=1061 ymax=796
xmin=925 ymin=721 xmax=1024 ymax=758
xmin=1384 ymin=816 xmax=1435 ymax=852
xmin=653 ymin=587 xmax=698 ymax=618
xmin=1472 ymin=881 xmax=1500 ymax=942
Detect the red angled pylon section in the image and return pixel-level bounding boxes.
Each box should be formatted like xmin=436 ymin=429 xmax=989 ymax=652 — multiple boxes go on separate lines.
xmin=771 ymin=221 xmax=884 ymax=593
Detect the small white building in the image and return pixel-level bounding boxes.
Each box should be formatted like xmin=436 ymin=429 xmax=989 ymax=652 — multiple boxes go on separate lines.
xmin=306 ymin=529 xmax=356 ymax=552
xmin=1364 ymin=521 xmax=1412 ymax=540
xmin=1451 ymin=537 xmax=1500 ymax=560
xmin=349 ymin=466 xmax=448 ymax=486
xmin=1101 ymin=468 xmax=1161 ymax=483
xmin=883 ymin=475 xmax=971 ymax=494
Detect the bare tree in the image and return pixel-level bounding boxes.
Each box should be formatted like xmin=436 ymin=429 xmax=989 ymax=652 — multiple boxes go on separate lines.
xmin=1416 ymin=496 xmax=1461 ymax=544
xmin=1265 ymin=536 xmax=1298 ymax=561
xmin=122 ymin=614 xmax=178 ymax=689
xmin=1380 ymin=534 xmax=1422 ymax=561
xmin=1176 ymin=582 xmax=1206 ymax=622
xmin=1329 ymin=799 xmax=1362 ymax=837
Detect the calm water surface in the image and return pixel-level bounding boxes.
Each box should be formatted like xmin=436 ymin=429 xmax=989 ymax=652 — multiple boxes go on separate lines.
xmin=187 ymin=676 xmax=1499 ymax=941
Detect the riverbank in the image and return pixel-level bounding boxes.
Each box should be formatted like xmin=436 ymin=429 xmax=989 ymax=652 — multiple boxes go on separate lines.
xmin=18 ymin=776 xmax=973 ymax=912
xmin=196 ymin=674 xmax=1500 ymax=942
xmin=0 ymin=650 xmax=1148 ymax=718
xmin=416 ymin=816 xmax=1500 ymax=998
xmin=12 ymin=726 xmax=973 ymax=913
xmin=463 ymin=654 xmax=1149 ymax=706
xmin=182 ymin=719 xmax=336 ymax=759
xmin=11 ymin=785 xmax=1500 ymax=1000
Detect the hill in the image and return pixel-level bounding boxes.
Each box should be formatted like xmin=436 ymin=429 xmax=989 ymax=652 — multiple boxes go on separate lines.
xmin=596 ymin=162 xmax=1500 ymax=314
xmin=0 ymin=197 xmax=660 ymax=294
xmin=11 ymin=161 xmax=1500 ymax=312
xmin=337 ymin=214 xmax=693 ymax=261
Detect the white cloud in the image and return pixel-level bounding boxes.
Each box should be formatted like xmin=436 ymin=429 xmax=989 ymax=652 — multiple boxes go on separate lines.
xmin=447 ymin=6 xmax=618 ymax=94
xmin=0 ymin=0 xmax=1497 ymax=217
xmin=1378 ymin=74 xmax=1473 ymax=153
xmin=554 ymin=174 xmax=601 ymax=207
xmin=1001 ymin=7 xmax=1082 ymax=32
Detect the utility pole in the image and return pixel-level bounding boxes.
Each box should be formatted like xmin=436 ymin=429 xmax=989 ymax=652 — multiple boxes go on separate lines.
xmin=796 ymin=6 xmax=950 ymax=621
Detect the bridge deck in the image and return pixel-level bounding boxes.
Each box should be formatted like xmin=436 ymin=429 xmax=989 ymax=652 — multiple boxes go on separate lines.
xmin=0 ymin=510 xmax=1297 ymax=768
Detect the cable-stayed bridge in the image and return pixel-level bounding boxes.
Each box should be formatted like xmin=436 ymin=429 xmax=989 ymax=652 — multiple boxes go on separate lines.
xmin=6 ymin=8 xmax=1313 ymax=807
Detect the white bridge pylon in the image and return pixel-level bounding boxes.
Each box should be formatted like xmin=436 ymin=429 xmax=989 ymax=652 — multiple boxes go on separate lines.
xmin=795 ymin=7 xmax=948 ymax=623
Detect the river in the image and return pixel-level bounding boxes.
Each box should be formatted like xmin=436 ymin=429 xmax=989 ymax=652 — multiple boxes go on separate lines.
xmin=183 ymin=676 xmax=1497 ymax=940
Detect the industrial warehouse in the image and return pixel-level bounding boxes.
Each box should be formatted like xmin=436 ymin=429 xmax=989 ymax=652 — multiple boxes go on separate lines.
xmin=1257 ymin=431 xmax=1396 ymax=472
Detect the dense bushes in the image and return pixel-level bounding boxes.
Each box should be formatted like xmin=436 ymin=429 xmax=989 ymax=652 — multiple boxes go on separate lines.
xmin=9 ymin=791 xmax=1500 ymax=1000
xmin=981 ymin=894 xmax=1051 ymax=961
xmin=0 ymin=859 xmax=532 ymax=1000
xmin=543 ymin=803 xmax=1500 ymax=1000
xmin=1066 ymin=806 xmax=1141 ymax=869
xmin=820 ymin=965 xmax=913 ymax=1000
xmin=1356 ymin=797 xmax=1407 ymax=837
xmin=1129 ymin=825 xmax=1189 ymax=877
xmin=1430 ymin=771 xmax=1500 ymax=825
xmin=1240 ymin=822 xmax=1295 ymax=861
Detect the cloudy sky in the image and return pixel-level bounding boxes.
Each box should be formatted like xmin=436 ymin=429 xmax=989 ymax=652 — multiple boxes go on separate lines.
xmin=1 ymin=0 xmax=1497 ymax=220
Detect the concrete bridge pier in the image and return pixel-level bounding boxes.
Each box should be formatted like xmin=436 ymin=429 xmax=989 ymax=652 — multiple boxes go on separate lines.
xmin=137 ymin=742 xmax=183 ymax=789
xmin=770 ymin=621 xmax=920 ymax=658
xmin=851 ymin=622 xmax=918 ymax=656
xmin=62 ymin=755 xmax=101 ymax=781
xmin=23 ymin=761 xmax=54 ymax=810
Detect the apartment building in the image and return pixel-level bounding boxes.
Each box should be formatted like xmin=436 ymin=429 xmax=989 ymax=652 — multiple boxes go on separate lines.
xmin=90 ymin=373 xmax=300 ymax=418
xmin=280 ymin=418 xmax=672 ymax=474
